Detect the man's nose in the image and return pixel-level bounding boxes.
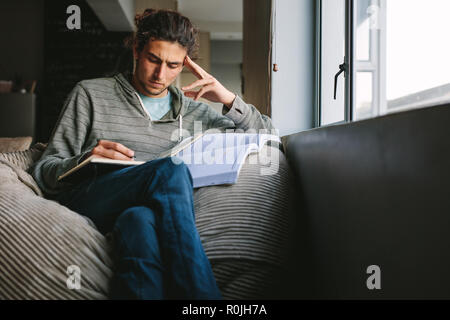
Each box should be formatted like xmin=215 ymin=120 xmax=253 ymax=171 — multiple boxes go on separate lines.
xmin=155 ymin=63 xmax=166 ymax=80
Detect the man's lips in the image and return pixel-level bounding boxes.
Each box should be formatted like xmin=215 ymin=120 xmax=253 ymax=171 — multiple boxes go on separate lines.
xmin=149 ymin=81 xmax=164 ymax=88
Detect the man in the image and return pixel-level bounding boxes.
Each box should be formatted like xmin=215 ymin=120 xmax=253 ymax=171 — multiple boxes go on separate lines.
xmin=32 ymin=9 xmax=274 ymax=300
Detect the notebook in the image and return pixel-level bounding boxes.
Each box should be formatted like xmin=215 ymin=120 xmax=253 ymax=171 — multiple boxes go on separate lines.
xmin=57 ymin=155 xmax=145 ymax=183
xmin=58 ymin=133 xmax=281 ymax=188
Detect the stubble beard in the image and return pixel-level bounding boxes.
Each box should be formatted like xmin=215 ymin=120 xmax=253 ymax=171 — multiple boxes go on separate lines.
xmin=133 ymin=60 xmax=169 ymax=97
xmin=138 ymin=77 xmax=168 ymax=97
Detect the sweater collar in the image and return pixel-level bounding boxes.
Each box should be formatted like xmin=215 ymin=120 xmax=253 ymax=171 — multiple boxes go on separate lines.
xmin=114 ymin=72 xmax=186 ymax=122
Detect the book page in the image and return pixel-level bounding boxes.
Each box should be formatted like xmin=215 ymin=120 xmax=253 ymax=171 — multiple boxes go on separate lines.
xmin=175 ymin=133 xmax=274 ymax=188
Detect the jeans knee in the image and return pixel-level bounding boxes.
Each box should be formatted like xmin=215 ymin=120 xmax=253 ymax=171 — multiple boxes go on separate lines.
xmin=116 ymin=206 xmax=155 ymax=229
xmin=169 ymin=157 xmax=190 ymax=176
xmin=150 ymin=157 xmax=192 ymax=185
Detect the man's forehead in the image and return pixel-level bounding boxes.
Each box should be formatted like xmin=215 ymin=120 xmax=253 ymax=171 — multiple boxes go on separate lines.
xmin=144 ymin=40 xmax=186 ymax=62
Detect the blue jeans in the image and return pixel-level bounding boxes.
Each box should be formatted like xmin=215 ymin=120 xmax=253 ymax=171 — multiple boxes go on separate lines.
xmin=53 ymin=157 xmax=222 ymax=300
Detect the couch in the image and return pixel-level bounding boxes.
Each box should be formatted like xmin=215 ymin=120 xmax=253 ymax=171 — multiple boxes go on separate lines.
xmin=284 ymin=103 xmax=450 ymax=299
xmin=0 ymin=141 xmax=294 ymax=300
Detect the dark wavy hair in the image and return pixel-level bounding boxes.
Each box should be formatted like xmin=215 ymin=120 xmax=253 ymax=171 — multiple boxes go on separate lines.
xmin=126 ymin=9 xmax=198 ymax=56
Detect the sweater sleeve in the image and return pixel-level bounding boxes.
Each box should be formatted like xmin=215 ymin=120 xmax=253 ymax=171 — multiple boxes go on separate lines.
xmin=30 ymin=83 xmax=95 ymax=196
xmin=207 ymin=95 xmax=276 ymax=133
xmin=222 ymin=95 xmax=275 ymax=131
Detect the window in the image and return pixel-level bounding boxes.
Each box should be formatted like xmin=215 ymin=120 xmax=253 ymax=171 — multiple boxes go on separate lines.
xmin=319 ymin=0 xmax=346 ymax=126
xmin=318 ymin=0 xmax=450 ymax=126
xmin=353 ymin=0 xmax=385 ymax=120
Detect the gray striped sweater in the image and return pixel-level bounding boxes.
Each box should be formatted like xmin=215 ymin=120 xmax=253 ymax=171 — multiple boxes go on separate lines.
xmin=31 ymin=73 xmax=275 ymax=196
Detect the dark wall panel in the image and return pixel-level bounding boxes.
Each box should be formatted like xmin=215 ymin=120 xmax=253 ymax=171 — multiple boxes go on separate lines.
xmin=42 ymin=0 xmax=131 ymax=142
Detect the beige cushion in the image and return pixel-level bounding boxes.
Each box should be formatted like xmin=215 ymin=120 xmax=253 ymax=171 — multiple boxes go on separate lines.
xmin=0 ymin=144 xmax=293 ymax=299
xmin=0 ymin=142 xmax=46 ymax=172
xmin=0 ymin=137 xmax=33 ymax=153
xmin=0 ymin=155 xmax=113 ymax=299
xmin=193 ymin=145 xmax=294 ymax=298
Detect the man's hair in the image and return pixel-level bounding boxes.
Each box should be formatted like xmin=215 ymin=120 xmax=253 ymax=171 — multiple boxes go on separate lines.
xmin=127 ymin=9 xmax=198 ymax=56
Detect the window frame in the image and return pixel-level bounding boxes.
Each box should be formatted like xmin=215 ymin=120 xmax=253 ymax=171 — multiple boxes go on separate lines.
xmin=317 ymin=0 xmax=450 ymax=127
xmin=314 ymin=0 xmax=322 ymax=128
xmin=345 ymin=0 xmax=354 ymax=123
xmin=315 ymin=0 xmax=353 ymax=128
xmin=315 ymin=0 xmax=349 ymax=127
xmin=352 ymin=0 xmax=387 ymax=120
xmin=316 ymin=0 xmax=388 ymax=127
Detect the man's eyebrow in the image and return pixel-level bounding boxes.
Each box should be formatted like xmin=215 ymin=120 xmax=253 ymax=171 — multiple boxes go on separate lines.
xmin=147 ymin=52 xmax=183 ymax=65
xmin=147 ymin=52 xmax=162 ymax=61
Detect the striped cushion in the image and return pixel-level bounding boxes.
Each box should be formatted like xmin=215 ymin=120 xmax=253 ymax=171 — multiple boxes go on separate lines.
xmin=0 ymin=143 xmax=46 ymax=172
xmin=0 ymin=163 xmax=113 ymax=299
xmin=0 ymin=137 xmax=32 ymax=153
xmin=0 ymin=144 xmax=293 ymax=299
xmin=211 ymin=261 xmax=283 ymax=299
xmin=194 ymin=146 xmax=293 ymax=299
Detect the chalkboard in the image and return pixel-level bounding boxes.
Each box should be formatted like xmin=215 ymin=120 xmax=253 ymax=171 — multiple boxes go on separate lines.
xmin=41 ymin=0 xmax=132 ymax=141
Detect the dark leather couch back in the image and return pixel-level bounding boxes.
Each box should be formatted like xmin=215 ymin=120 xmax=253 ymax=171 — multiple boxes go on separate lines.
xmin=285 ymin=104 xmax=450 ymax=299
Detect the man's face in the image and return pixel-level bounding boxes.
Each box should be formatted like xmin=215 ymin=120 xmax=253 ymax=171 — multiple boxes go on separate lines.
xmin=133 ymin=39 xmax=187 ymax=98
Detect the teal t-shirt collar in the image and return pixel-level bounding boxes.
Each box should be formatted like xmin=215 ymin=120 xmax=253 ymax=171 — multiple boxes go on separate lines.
xmin=138 ymin=91 xmax=172 ymax=120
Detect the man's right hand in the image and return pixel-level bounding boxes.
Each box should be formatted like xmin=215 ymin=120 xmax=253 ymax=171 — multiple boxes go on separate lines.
xmin=88 ymin=140 xmax=135 ymax=161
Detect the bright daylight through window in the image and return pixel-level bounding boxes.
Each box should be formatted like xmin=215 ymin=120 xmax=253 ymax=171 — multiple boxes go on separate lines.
xmin=354 ymin=0 xmax=450 ymax=120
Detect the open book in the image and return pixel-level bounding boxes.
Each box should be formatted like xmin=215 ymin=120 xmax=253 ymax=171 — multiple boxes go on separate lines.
xmin=58 ymin=133 xmax=280 ymax=188
xmin=175 ymin=133 xmax=280 ymax=188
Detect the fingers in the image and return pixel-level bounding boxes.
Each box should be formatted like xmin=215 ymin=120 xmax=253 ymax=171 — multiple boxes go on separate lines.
xmin=92 ymin=145 xmax=133 ymax=161
xmin=182 ymin=57 xmax=235 ymax=105
xmin=92 ymin=140 xmax=135 ymax=160
xmin=195 ymin=84 xmax=214 ymax=101
xmin=184 ymin=56 xmax=209 ymax=79
xmin=184 ymin=84 xmax=214 ymax=101
xmin=182 ymin=91 xmax=197 ymax=99
xmin=181 ymin=77 xmax=216 ymax=102
xmin=99 ymin=140 xmax=135 ymax=157
xmin=181 ymin=78 xmax=214 ymax=91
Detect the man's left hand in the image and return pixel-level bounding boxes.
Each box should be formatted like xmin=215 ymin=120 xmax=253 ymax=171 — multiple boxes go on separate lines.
xmin=181 ymin=56 xmax=236 ymax=109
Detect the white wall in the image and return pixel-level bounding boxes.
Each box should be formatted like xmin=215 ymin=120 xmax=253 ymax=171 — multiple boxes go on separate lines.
xmin=271 ymin=0 xmax=315 ymax=136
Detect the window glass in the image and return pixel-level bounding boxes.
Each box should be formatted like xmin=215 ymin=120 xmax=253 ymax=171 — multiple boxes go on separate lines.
xmin=355 ymin=72 xmax=373 ymax=120
xmin=353 ymin=0 xmax=382 ymax=120
xmin=320 ymin=0 xmax=346 ymax=126
xmin=355 ymin=0 xmax=371 ymax=61
xmin=386 ymin=0 xmax=450 ymax=111
xmin=353 ymin=0 xmax=450 ymax=120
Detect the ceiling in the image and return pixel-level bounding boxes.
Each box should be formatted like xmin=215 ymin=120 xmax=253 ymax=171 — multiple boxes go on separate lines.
xmin=88 ymin=0 xmax=243 ymax=40
xmin=178 ymin=0 xmax=243 ymax=40
xmin=87 ymin=0 xmax=135 ymax=31
xmin=178 ymin=0 xmax=242 ymax=22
